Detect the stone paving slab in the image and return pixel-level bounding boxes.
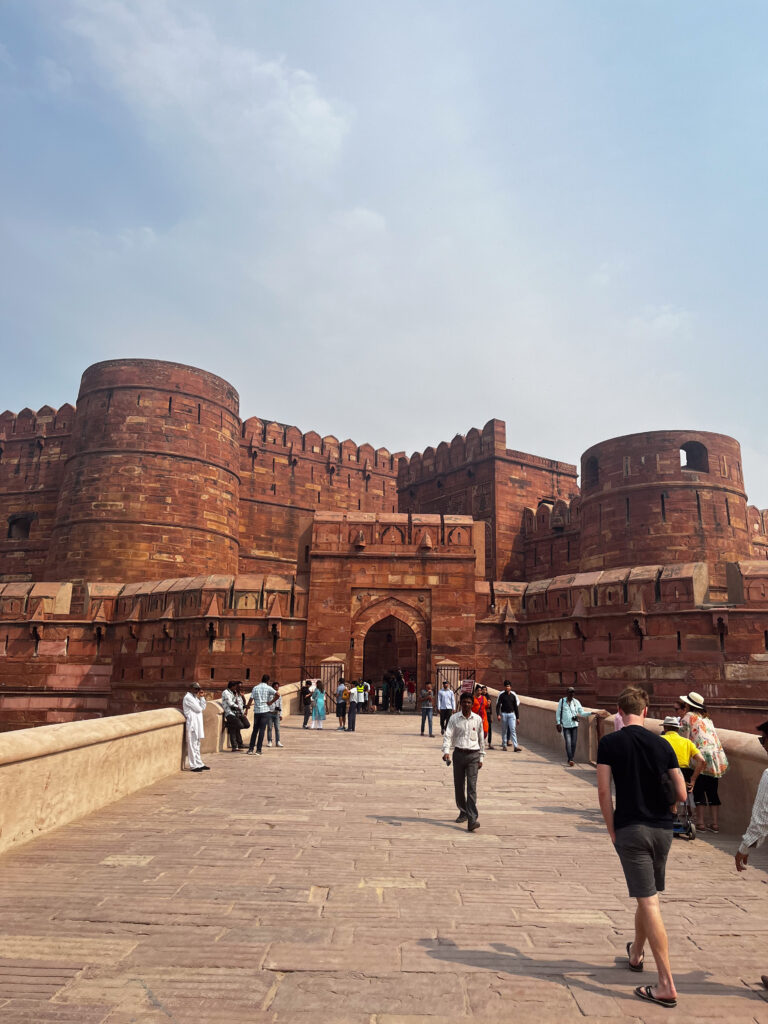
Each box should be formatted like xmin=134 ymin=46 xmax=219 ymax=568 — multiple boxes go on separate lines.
xmin=1 ymin=714 xmax=768 ymax=1022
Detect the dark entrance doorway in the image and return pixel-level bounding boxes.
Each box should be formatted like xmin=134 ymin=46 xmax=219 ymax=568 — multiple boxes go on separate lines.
xmin=363 ymin=615 xmax=418 ymax=690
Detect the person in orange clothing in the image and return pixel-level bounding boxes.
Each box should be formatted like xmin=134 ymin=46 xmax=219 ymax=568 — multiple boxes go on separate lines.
xmin=472 ymin=684 xmax=490 ymax=745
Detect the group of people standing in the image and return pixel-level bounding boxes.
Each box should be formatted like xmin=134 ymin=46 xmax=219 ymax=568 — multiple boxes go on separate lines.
xmin=181 ymin=674 xmax=286 ymax=766
xmin=298 ymin=677 xmax=372 ymax=731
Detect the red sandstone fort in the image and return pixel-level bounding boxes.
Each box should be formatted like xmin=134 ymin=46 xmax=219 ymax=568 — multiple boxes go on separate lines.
xmin=2 ymin=357 xmax=768 ymax=732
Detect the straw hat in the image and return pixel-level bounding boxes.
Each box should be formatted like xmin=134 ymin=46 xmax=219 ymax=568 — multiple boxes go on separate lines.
xmin=679 ymin=691 xmax=705 ymax=711
xmin=662 ymin=716 xmax=681 ymax=730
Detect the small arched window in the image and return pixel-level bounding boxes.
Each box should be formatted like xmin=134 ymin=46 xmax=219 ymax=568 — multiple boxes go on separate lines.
xmin=680 ymin=441 xmax=709 ymax=473
xmin=583 ymin=456 xmax=599 ymax=490
xmin=7 ymin=513 xmax=34 ymax=540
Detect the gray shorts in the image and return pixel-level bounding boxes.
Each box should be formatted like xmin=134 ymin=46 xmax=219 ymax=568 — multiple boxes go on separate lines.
xmin=613 ymin=824 xmax=673 ymax=898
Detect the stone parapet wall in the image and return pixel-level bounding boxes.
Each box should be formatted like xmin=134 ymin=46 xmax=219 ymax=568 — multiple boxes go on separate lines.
xmin=0 ymin=708 xmax=185 ymax=856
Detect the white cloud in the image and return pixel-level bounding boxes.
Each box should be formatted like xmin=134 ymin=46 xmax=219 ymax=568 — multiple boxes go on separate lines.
xmin=65 ymin=0 xmax=349 ymax=179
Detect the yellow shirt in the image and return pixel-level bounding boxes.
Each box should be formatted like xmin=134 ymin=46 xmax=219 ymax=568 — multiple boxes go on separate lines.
xmin=662 ymin=730 xmax=699 ymax=769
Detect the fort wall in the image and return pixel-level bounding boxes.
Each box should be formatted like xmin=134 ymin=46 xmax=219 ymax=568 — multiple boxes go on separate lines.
xmin=4 ymin=359 xmax=768 ymax=734
xmin=44 ymin=360 xmax=242 ymax=582
xmin=397 ymin=419 xmax=578 ymax=580
xmin=238 ymin=418 xmax=402 ymax=572
xmin=0 ymin=404 xmax=75 ymax=580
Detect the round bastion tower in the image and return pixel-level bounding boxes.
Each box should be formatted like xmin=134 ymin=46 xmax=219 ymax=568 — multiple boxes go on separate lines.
xmin=578 ymin=430 xmax=752 ymax=589
xmin=44 ymin=359 xmax=241 ymax=582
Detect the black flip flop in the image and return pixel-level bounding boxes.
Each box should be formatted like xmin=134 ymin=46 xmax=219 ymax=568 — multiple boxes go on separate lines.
xmin=626 ymin=941 xmax=643 ymax=972
xmin=634 ymin=984 xmax=677 ymax=1008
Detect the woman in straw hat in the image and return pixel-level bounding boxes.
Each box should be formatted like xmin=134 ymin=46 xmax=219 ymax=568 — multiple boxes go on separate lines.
xmin=679 ymin=691 xmax=729 ymax=833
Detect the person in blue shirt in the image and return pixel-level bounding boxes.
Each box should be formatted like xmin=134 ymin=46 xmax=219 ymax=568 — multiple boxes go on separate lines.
xmin=555 ymin=686 xmax=593 ymax=766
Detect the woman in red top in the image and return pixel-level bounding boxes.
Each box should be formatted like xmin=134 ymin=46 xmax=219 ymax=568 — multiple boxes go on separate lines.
xmin=472 ymin=684 xmax=490 ymax=740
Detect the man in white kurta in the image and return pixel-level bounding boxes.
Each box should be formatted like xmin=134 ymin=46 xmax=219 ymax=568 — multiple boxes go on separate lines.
xmin=183 ymin=683 xmax=209 ymax=771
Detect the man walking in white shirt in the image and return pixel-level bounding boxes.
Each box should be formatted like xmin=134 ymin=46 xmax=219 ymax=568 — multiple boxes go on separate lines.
xmin=437 ymin=680 xmax=456 ymax=735
xmin=442 ymin=692 xmax=485 ymax=832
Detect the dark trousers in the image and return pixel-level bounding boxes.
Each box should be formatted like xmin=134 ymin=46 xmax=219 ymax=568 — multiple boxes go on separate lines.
xmin=563 ymin=726 xmax=578 ymax=762
xmin=248 ymin=712 xmax=270 ymax=752
xmin=487 ymin=717 xmax=493 ymax=746
xmin=225 ymin=718 xmax=243 ymax=749
xmin=439 ymin=708 xmax=452 ymax=733
xmin=348 ymin=701 xmax=357 ymax=732
xmin=452 ymin=748 xmax=480 ymax=825
xmin=394 ymin=689 xmax=404 ymax=711
xmin=303 ymin=705 xmax=311 ymax=727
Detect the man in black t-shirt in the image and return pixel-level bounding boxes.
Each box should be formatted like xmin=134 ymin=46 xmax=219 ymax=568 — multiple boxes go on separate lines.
xmin=597 ymin=686 xmax=686 ymax=1010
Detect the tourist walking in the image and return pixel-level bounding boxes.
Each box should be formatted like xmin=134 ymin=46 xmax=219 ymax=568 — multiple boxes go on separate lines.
xmin=496 ymin=680 xmax=521 ymax=751
xmin=301 ymin=680 xmax=313 ymax=728
xmin=556 ymin=685 xmax=592 ymax=766
xmin=336 ymin=677 xmax=349 ymax=730
xmin=246 ymin=674 xmax=280 ymax=755
xmin=437 ymin=680 xmax=455 ymax=734
xmin=420 ymin=683 xmax=434 ymax=736
xmin=266 ymin=681 xmax=284 ymax=747
xmin=679 ymin=691 xmax=729 ymax=832
xmin=182 ymin=683 xmax=210 ymax=771
xmin=596 ymin=686 xmax=685 ymax=1009
xmin=221 ymin=680 xmax=246 ymax=751
xmin=442 ymin=692 xmax=485 ymax=832
xmin=311 ymin=682 xmax=327 ymax=729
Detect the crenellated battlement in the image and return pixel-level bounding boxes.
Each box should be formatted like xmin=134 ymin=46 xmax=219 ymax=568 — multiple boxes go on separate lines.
xmin=240 ymin=416 xmax=402 ymax=472
xmin=0 ymin=405 xmax=76 ymax=439
xmin=398 ymin=420 xmax=506 ymax=484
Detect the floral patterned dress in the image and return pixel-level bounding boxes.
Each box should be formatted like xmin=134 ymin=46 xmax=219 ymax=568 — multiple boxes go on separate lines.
xmin=680 ymin=711 xmax=728 ymax=778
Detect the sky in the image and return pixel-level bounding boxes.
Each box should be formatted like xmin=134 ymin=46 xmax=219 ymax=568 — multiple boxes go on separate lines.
xmin=2 ymin=1 xmax=768 ymax=503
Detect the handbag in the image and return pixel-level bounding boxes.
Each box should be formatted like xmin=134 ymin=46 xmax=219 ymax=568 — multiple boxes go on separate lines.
xmin=237 ymin=712 xmax=250 ymax=730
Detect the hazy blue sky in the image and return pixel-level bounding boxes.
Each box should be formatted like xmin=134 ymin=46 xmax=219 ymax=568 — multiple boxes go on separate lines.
xmin=2 ymin=2 xmax=768 ymax=503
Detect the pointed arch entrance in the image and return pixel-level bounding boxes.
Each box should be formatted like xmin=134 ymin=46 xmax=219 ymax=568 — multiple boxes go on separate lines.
xmin=350 ymin=597 xmax=429 ymax=689
xmin=363 ymin=616 xmax=417 ymax=686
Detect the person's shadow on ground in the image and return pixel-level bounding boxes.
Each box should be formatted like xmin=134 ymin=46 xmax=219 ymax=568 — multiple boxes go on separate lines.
xmin=370 ymin=814 xmax=462 ymax=832
xmin=416 ymin=937 xmax=762 ymax=1003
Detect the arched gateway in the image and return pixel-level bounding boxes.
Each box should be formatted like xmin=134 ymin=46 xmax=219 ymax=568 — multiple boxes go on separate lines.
xmin=350 ymin=597 xmax=428 ymax=686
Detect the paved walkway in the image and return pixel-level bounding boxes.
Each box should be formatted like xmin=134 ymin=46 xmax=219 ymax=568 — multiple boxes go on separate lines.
xmin=1 ymin=714 xmax=768 ymax=1023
